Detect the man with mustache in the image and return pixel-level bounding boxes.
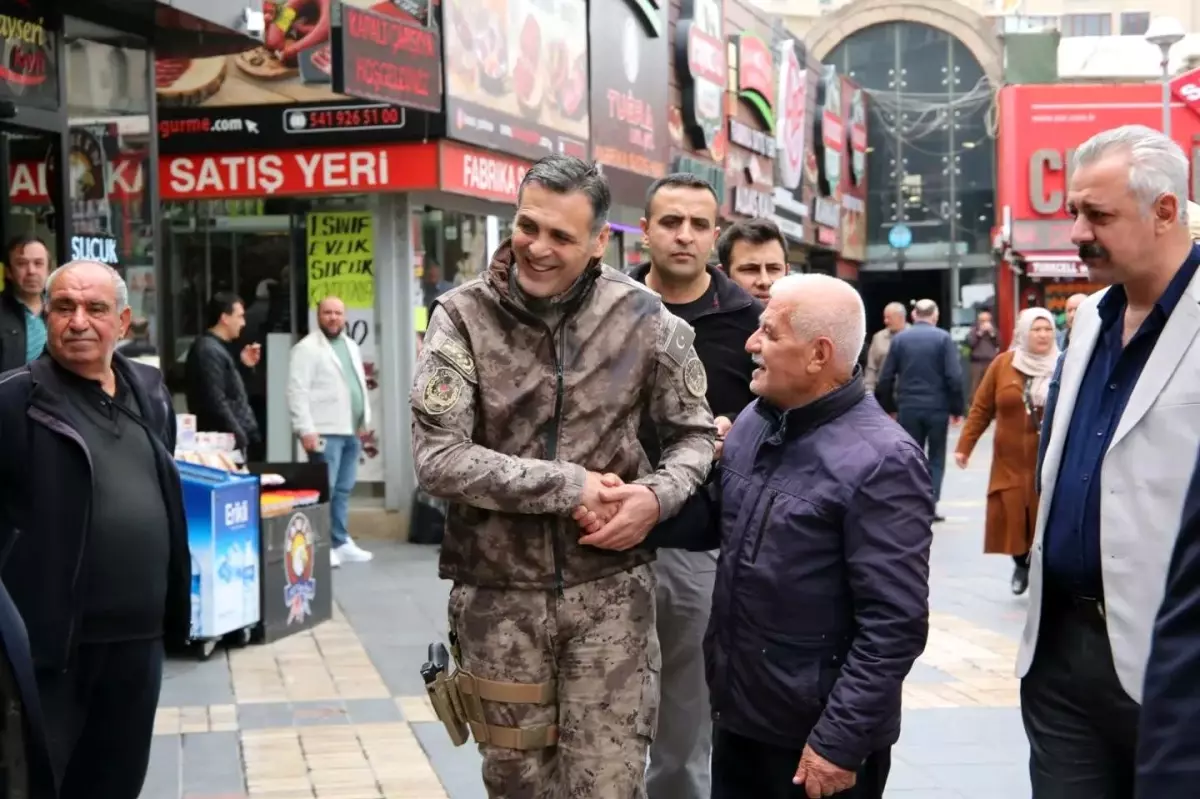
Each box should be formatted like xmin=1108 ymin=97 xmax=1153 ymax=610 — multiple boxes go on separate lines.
xmin=410 ymin=155 xmax=715 ymax=798
xmin=1018 ymin=124 xmax=1200 ymax=798
xmin=628 ymin=177 xmax=761 ymax=799
xmin=0 ymin=260 xmax=190 ymax=798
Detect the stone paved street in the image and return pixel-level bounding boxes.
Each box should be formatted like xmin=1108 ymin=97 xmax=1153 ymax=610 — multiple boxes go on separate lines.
xmin=142 ymin=429 xmax=1035 ymax=799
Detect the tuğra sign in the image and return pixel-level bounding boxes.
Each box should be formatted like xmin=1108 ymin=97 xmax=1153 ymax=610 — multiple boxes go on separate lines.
xmin=675 ymin=0 xmax=726 ymax=152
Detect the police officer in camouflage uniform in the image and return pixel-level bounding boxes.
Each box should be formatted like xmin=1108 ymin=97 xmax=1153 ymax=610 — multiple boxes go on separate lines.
xmin=410 ymin=155 xmax=716 ymax=799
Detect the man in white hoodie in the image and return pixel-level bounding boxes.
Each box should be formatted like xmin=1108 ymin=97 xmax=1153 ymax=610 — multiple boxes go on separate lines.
xmin=288 ymin=296 xmax=373 ymax=567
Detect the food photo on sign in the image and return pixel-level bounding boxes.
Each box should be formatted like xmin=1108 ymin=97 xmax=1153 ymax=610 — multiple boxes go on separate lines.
xmin=155 ymin=0 xmax=437 ymax=107
xmin=443 ymin=0 xmax=589 ymax=159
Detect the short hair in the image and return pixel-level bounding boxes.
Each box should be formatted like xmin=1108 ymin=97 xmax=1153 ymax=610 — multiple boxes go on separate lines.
xmin=1073 ymin=124 xmax=1189 ymax=221
xmin=913 ymin=299 xmax=938 ymax=318
xmin=716 ymin=218 xmax=787 ymax=269
xmin=205 ymin=291 xmax=243 ymax=328
xmin=644 ymin=173 xmax=720 ymax=220
xmin=770 ymin=273 xmax=866 ymax=372
xmin=6 ymin=233 xmax=49 ymax=263
xmin=883 ymin=301 xmax=906 ymax=317
xmin=518 ymin=155 xmax=611 ymax=235
xmin=46 ymin=260 xmax=128 ymax=313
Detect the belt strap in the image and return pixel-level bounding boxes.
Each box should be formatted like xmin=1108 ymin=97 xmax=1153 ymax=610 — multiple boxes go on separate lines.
xmin=468 ymin=720 xmax=559 ymax=750
xmin=456 ymin=673 xmax=556 ymax=705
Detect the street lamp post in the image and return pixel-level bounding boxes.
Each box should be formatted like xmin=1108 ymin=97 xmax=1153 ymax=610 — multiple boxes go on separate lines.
xmin=1146 ymin=16 xmax=1186 ymax=137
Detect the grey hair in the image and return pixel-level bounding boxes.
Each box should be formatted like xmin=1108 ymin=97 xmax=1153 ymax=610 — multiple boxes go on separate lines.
xmin=1072 ymin=124 xmax=1189 ymax=222
xmin=884 ymin=301 xmax=906 ymax=317
xmin=518 ymin=155 xmax=611 ymax=235
xmin=913 ymin=298 xmax=938 ymax=318
xmin=769 ymin=273 xmax=866 ymax=372
xmin=46 ymin=260 xmax=129 ymax=313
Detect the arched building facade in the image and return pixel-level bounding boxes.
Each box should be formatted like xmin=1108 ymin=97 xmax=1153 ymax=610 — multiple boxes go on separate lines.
xmin=808 ymin=0 xmax=1002 ymax=333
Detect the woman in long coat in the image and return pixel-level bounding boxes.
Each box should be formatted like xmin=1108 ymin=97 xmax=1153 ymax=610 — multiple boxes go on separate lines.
xmin=954 ymin=307 xmax=1059 ymax=596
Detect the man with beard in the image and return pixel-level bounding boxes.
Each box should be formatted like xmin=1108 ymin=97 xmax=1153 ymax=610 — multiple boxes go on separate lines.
xmin=1020 ymin=124 xmax=1200 ymax=797
xmin=0 ymin=235 xmax=51 ymax=372
xmin=287 ymin=296 xmax=373 ymax=567
xmin=410 ymin=155 xmax=715 ymax=798
xmin=629 ymin=176 xmax=760 ymax=799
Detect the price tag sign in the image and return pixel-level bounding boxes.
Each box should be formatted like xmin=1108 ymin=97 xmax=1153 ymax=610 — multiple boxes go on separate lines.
xmin=1169 ymin=66 xmax=1200 ymax=117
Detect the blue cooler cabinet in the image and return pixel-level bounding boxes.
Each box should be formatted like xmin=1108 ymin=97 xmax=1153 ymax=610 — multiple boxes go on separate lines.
xmin=178 ymin=463 xmax=262 ymax=654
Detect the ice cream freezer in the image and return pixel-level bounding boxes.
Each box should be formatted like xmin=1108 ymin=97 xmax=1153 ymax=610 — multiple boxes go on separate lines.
xmin=178 ymin=462 xmax=262 ymax=659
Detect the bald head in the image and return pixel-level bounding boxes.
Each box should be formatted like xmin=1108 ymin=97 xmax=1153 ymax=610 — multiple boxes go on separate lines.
xmin=770 ymin=274 xmax=866 ymax=373
xmin=883 ymin=301 xmax=907 ymax=331
xmin=316 ymin=295 xmax=347 ymax=337
xmin=1064 ymin=292 xmax=1087 ymax=330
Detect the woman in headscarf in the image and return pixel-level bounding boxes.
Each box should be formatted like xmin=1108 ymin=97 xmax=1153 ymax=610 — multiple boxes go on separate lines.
xmin=954 ymin=307 xmax=1060 ymax=596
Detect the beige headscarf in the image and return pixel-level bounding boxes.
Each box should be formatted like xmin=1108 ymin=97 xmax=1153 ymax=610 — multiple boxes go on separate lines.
xmin=1189 ymin=201 xmax=1200 ymax=241
xmin=1010 ymin=307 xmax=1059 ymax=409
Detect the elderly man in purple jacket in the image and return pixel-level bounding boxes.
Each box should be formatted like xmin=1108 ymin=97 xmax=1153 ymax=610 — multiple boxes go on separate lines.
xmin=577 ymin=273 xmax=934 ymax=798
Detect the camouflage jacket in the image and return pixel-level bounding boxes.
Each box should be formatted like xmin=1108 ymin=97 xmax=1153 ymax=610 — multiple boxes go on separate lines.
xmin=410 ymin=240 xmax=716 ymax=590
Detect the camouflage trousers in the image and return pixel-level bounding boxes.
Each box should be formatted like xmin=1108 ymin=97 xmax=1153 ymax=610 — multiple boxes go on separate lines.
xmin=448 ymin=564 xmax=661 ymax=799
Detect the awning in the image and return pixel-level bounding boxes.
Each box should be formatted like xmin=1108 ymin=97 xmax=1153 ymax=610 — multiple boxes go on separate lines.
xmin=1022 ymin=254 xmax=1088 ymax=279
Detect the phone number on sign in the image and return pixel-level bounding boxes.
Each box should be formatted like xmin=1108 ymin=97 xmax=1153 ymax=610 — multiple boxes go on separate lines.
xmin=284 ymin=104 xmax=406 ymax=133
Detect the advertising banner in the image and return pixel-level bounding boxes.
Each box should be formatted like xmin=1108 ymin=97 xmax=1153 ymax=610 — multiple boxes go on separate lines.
xmin=0 ymin=2 xmax=57 ymax=111
xmin=332 ymin=5 xmax=442 ymax=112
xmin=587 ymin=0 xmax=669 ymax=182
xmin=439 ymin=141 xmax=531 ymax=203
xmin=771 ymin=37 xmax=818 ymax=244
xmin=305 ymin=211 xmax=384 ymax=481
xmin=156 ymin=0 xmax=439 ymax=153
xmin=443 ymin=0 xmax=589 ymax=160
xmin=675 ymin=0 xmax=727 ymax=159
xmin=838 ymin=77 xmax=868 ymax=262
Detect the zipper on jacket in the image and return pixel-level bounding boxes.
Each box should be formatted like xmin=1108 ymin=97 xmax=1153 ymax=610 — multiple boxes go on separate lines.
xmin=546 ymin=321 xmax=568 ymax=597
xmin=750 ymin=491 xmax=778 ymax=563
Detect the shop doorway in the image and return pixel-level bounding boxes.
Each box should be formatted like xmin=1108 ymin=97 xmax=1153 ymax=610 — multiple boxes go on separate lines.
xmin=858 ymin=268 xmax=949 ymax=334
xmin=0 ymin=123 xmax=69 ymax=267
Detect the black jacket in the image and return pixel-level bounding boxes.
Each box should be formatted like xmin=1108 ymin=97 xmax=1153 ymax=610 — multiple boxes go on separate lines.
xmin=0 ymin=576 xmax=56 ymax=799
xmin=0 ymin=290 xmax=40 ymax=374
xmin=0 ymin=353 xmax=191 ymax=671
xmin=874 ymin=322 xmax=965 ymax=416
xmin=629 ymin=263 xmax=760 ymax=466
xmin=647 ymin=378 xmax=933 ymax=763
xmin=184 ymin=332 xmax=260 ymax=449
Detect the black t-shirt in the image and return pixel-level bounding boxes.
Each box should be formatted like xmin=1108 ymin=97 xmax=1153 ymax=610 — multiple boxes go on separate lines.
xmin=641 ymin=276 xmax=760 ymax=467
xmin=61 ymin=370 xmax=171 ymax=642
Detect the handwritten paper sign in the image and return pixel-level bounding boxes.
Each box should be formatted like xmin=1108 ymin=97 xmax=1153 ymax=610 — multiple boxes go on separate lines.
xmin=306 ymin=211 xmax=374 ymax=309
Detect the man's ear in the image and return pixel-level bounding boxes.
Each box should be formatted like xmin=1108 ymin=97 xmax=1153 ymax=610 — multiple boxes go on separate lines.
xmin=591 ymin=223 xmax=611 ymax=260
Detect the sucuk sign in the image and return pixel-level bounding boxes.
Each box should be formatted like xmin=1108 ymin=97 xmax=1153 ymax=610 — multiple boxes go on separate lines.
xmin=675 ymin=0 xmax=726 ymax=152
xmin=332 ymin=5 xmax=443 ymax=113
xmin=439 ymin=142 xmax=530 ymax=204
xmin=160 ymin=143 xmax=438 ymax=199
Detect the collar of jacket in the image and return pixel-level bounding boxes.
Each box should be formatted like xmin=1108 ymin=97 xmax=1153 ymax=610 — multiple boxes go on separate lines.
xmin=755 ymin=369 xmax=867 ymax=442
xmin=28 ymin=351 xmax=155 ymax=421
xmin=1 ymin=287 xmax=44 ymax=318
xmin=628 ymin=262 xmax=758 ymax=317
xmin=486 ymin=237 xmax=602 ymax=321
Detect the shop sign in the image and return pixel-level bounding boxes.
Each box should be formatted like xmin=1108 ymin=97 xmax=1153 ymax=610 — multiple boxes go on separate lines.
xmin=734 ymin=34 xmax=774 ymax=132
xmin=70 ymin=235 xmax=119 ymax=266
xmin=443 ymin=0 xmax=589 ymax=161
xmin=817 ymin=66 xmax=843 ymax=195
xmin=848 ymin=87 xmax=867 ymax=187
xmin=673 ymin=154 xmax=726 ymax=205
xmin=332 ymin=5 xmax=442 ymax=113
xmin=729 ymin=119 xmax=774 ymax=159
xmin=1025 ymin=259 xmax=1088 ymax=279
xmin=0 ymin=4 xmax=57 ymax=111
xmin=588 ymin=0 xmax=668 ymax=179
xmin=1169 ymin=65 xmax=1200 ymax=118
xmin=733 ymin=185 xmax=773 ymax=217
xmin=813 ymin=196 xmax=839 ymax=228
xmin=1028 ymin=149 xmax=1076 ymax=215
xmin=9 ymin=155 xmax=144 ymax=204
xmin=160 ymin=142 xmax=439 ymax=199
xmin=775 ymin=39 xmax=807 ymax=193
xmin=675 ymin=0 xmax=726 ymax=153
xmin=439 ymin=142 xmax=530 ymax=204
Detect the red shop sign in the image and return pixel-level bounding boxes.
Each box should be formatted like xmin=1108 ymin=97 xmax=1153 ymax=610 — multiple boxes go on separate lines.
xmin=160 ymin=143 xmax=438 ymax=199
xmin=1170 ymin=66 xmax=1200 ymax=119
xmin=439 ymin=142 xmax=530 ymax=204
xmin=10 ymin=155 xmax=144 ymax=204
xmin=332 ymin=5 xmax=443 ymax=114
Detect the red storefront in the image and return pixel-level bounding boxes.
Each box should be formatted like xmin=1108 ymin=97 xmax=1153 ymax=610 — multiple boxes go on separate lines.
xmin=994 ymin=83 xmax=1200 ymax=344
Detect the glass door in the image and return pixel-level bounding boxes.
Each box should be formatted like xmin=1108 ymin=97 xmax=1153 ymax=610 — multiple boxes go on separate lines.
xmin=0 ymin=124 xmax=69 ymax=272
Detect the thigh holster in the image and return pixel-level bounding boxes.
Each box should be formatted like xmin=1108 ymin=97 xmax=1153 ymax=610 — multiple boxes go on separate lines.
xmin=453 ymin=671 xmax=559 ymax=750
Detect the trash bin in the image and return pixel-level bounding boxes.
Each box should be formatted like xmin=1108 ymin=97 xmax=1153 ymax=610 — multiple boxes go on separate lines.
xmin=178 ymin=463 xmax=262 ymax=658
xmin=246 ymin=462 xmax=334 ymax=644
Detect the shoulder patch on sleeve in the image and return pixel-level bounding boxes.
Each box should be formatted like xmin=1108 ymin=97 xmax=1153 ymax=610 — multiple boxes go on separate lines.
xmin=659 ymin=313 xmax=695 ymax=368
xmin=426 ymin=327 xmax=477 ymax=383
xmin=422 ymin=367 xmax=466 ymax=415
xmin=683 ymin=356 xmax=708 ymax=398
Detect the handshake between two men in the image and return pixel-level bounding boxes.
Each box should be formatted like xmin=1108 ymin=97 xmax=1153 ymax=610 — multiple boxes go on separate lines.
xmin=571 ymin=415 xmax=733 ymax=552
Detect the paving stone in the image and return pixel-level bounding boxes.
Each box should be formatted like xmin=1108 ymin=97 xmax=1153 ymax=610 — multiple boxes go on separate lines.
xmin=182 ymin=731 xmax=246 ymax=796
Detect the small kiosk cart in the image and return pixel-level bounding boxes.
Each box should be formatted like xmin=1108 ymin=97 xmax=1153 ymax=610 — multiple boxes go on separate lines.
xmin=178 ymin=462 xmax=263 ymax=659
